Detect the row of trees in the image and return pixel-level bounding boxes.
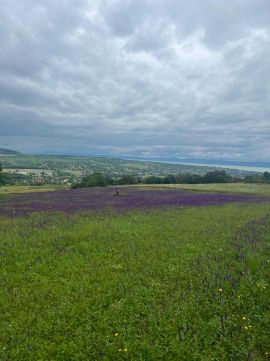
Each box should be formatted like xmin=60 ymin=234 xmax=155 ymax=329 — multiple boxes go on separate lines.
xmin=143 ymin=170 xmax=234 ymax=184
xmin=71 ymin=173 xmax=138 ymax=188
xmin=144 ymin=171 xmax=270 ymax=184
xmin=72 ymin=170 xmax=270 ymax=189
xmin=244 ymin=172 xmax=270 ymax=183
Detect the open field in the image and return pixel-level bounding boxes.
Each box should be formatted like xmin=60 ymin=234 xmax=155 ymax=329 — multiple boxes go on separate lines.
xmin=143 ymin=183 xmax=270 ymax=196
xmin=0 ymin=186 xmax=267 ymax=217
xmin=0 ymin=185 xmax=269 ymax=360
xmin=1 ymin=182 xmax=270 ymax=197
xmin=0 ymin=185 xmax=66 ymax=195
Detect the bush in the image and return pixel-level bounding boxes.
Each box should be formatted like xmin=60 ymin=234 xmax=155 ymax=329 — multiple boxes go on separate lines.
xmin=0 ymin=163 xmax=6 ymax=186
xmin=72 ymin=172 xmax=114 ymax=188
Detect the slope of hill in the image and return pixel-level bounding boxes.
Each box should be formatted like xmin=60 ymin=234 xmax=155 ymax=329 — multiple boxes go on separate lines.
xmin=0 ymin=148 xmax=21 ymax=156
xmin=0 ymin=153 xmax=261 ymax=186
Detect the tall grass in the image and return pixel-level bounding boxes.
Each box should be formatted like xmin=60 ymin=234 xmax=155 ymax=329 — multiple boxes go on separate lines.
xmin=0 ymin=203 xmax=270 ymax=360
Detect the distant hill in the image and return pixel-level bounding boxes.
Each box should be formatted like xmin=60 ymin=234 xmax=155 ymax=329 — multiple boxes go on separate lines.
xmin=0 ymin=148 xmax=21 ymax=156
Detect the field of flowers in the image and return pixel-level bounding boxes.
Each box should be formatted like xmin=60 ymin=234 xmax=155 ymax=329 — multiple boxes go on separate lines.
xmin=0 ymin=187 xmax=269 ymax=360
xmin=0 ymin=186 xmax=267 ymax=217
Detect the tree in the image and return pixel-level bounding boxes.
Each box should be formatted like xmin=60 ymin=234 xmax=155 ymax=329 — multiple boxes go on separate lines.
xmin=202 ymin=170 xmax=231 ymax=183
xmin=118 ymin=174 xmax=138 ymax=185
xmin=72 ymin=172 xmax=114 ymax=188
xmin=263 ymin=172 xmax=270 ymax=183
xmin=144 ymin=175 xmax=162 ymax=184
xmin=0 ymin=162 xmax=6 ymax=186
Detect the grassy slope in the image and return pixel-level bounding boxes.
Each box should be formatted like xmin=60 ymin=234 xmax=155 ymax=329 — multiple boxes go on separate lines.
xmin=0 ymin=185 xmax=66 ymax=195
xmin=0 ymin=203 xmax=270 ymax=360
xmin=1 ymin=182 xmax=270 ymax=196
xmin=142 ymin=183 xmax=270 ymax=196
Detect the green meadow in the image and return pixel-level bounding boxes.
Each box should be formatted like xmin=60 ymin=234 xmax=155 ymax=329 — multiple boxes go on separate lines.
xmin=142 ymin=183 xmax=270 ymax=196
xmin=0 ymin=186 xmax=269 ymax=360
xmin=0 ymin=185 xmax=66 ymax=195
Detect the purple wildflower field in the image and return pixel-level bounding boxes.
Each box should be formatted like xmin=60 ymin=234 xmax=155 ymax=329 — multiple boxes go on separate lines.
xmin=0 ymin=187 xmax=267 ymax=217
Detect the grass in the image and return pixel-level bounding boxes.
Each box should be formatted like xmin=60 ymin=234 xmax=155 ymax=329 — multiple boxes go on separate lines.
xmin=1 ymin=182 xmax=270 ymax=197
xmin=142 ymin=182 xmax=270 ymax=196
xmin=0 ymin=202 xmax=270 ymax=360
xmin=0 ymin=185 xmax=66 ymax=195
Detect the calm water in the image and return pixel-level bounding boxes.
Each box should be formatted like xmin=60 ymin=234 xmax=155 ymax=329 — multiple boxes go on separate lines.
xmin=177 ymin=162 xmax=270 ymax=173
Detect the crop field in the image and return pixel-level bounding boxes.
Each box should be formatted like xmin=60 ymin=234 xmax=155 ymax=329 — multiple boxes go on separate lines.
xmin=0 ymin=186 xmax=270 ymax=360
xmin=0 ymin=186 xmax=267 ymax=217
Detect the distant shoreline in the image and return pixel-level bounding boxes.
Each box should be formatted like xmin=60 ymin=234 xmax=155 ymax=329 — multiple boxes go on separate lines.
xmin=122 ymin=157 xmax=269 ymax=173
xmin=156 ymin=161 xmax=270 ymax=173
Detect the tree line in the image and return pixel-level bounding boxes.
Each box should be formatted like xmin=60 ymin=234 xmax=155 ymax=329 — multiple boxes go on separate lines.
xmin=71 ymin=170 xmax=270 ymax=189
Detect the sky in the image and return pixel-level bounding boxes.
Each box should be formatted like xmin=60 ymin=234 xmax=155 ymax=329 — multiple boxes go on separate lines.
xmin=0 ymin=0 xmax=270 ymax=161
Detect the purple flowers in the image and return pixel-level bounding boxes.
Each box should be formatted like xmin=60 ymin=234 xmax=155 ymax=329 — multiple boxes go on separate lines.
xmin=0 ymin=187 xmax=267 ymax=217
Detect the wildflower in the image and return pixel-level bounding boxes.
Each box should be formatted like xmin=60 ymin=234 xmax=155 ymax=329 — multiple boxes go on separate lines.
xmin=242 ymin=316 xmax=246 ymax=320
xmin=114 ymin=333 xmax=119 ymax=337
xmin=244 ymin=326 xmax=249 ymax=330
xmin=124 ymin=348 xmax=128 ymax=352
xmin=237 ymin=295 xmax=241 ymax=299
xmin=218 ymin=288 xmax=223 ymax=292
xmin=118 ymin=348 xmax=122 ymax=352
xmin=249 ymin=325 xmax=252 ymax=328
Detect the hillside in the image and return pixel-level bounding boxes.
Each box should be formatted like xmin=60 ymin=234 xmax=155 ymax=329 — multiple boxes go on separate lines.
xmin=0 ymin=147 xmax=21 ymax=156
xmin=0 ymin=197 xmax=270 ymax=359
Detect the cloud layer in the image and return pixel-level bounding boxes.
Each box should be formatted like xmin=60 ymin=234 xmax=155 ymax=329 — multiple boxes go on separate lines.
xmin=1 ymin=0 xmax=270 ymax=160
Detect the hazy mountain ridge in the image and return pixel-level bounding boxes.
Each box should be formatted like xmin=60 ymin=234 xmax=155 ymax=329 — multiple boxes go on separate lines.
xmin=0 ymin=148 xmax=21 ymax=155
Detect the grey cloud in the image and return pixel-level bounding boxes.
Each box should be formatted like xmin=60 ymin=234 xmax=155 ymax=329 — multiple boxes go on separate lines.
xmin=0 ymin=0 xmax=270 ymax=161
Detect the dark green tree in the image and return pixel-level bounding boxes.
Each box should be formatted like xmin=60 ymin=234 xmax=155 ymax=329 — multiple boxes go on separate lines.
xmin=202 ymin=170 xmax=231 ymax=183
xmin=144 ymin=175 xmax=163 ymax=184
xmin=72 ymin=172 xmax=114 ymax=188
xmin=263 ymin=172 xmax=270 ymax=183
xmin=0 ymin=162 xmax=6 ymax=186
xmin=118 ymin=174 xmax=138 ymax=185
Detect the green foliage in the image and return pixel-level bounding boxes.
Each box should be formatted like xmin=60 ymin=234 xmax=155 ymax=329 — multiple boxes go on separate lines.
xmin=144 ymin=175 xmax=163 ymax=184
xmin=0 ymin=162 xmax=6 ymax=186
xmin=202 ymin=170 xmax=232 ymax=183
xmin=118 ymin=174 xmax=139 ymax=185
xmin=245 ymin=172 xmax=270 ymax=184
xmin=0 ymin=203 xmax=270 ymax=359
xmin=73 ymin=170 xmax=236 ymax=189
xmin=72 ymin=172 xmax=114 ymax=188
xmin=145 ymin=170 xmax=234 ymax=185
xmin=263 ymin=172 xmax=270 ymax=182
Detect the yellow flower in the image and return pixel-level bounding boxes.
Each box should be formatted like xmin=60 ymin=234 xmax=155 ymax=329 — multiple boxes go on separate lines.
xmin=237 ymin=295 xmax=241 ymax=298
xmin=249 ymin=325 xmax=252 ymax=328
xmin=124 ymin=348 xmax=128 ymax=352
xmin=118 ymin=348 xmax=122 ymax=352
xmin=114 ymin=333 xmax=119 ymax=337
xmin=244 ymin=326 xmax=248 ymax=330
xmin=242 ymin=316 xmax=246 ymax=320
xmin=218 ymin=288 xmax=223 ymax=292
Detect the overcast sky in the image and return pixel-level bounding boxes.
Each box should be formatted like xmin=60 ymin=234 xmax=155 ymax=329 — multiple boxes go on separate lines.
xmin=0 ymin=0 xmax=270 ymax=161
